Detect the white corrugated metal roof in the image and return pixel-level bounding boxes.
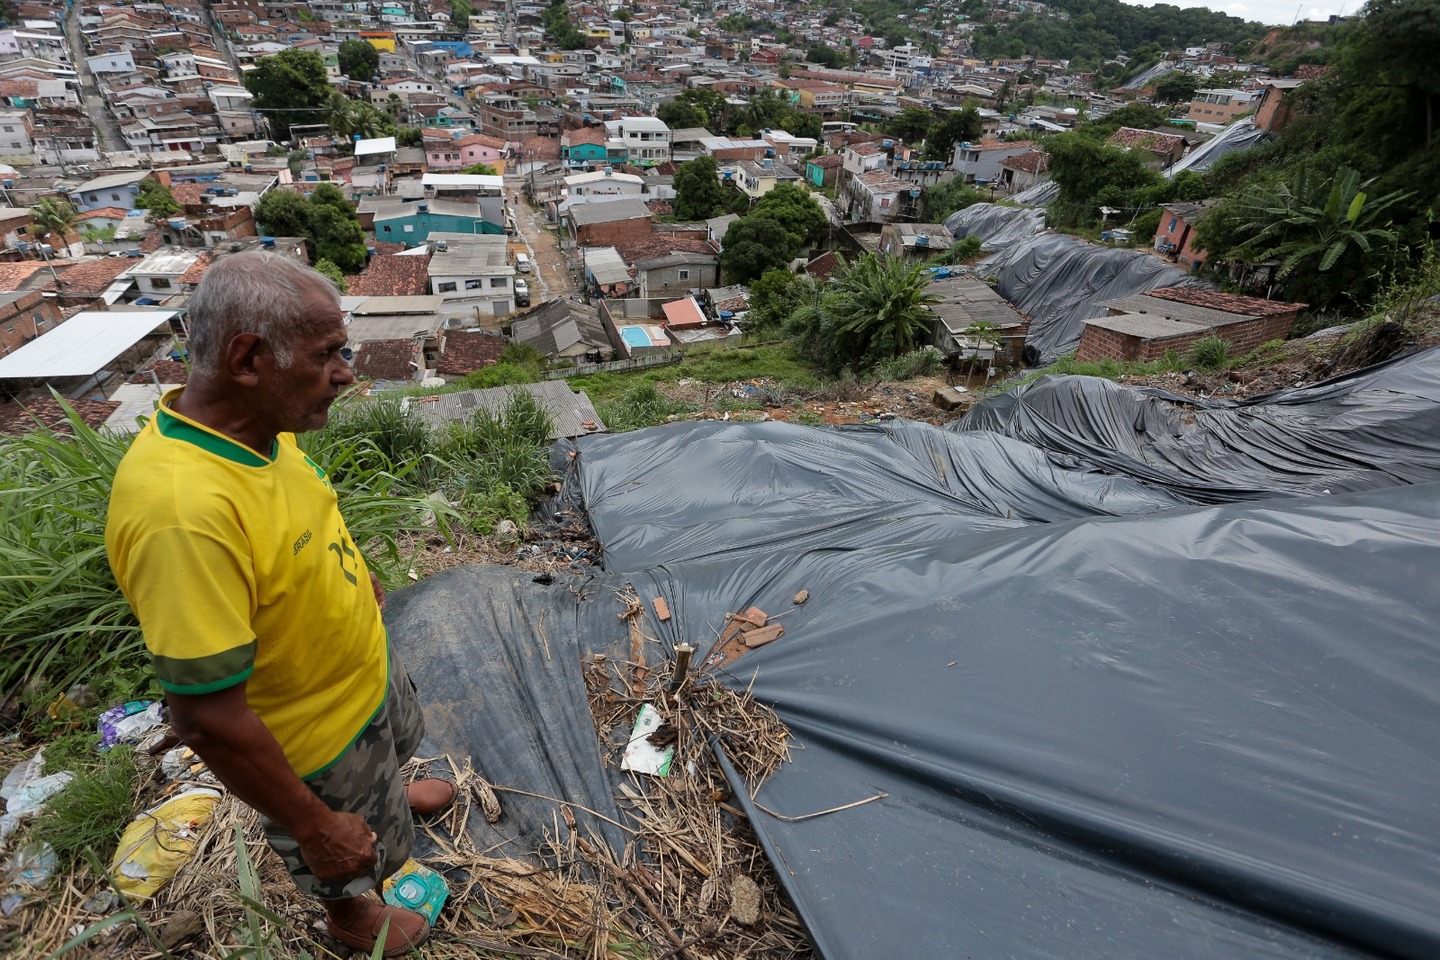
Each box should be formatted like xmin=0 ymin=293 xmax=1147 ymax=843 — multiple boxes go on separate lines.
xmin=0 ymin=310 xmax=177 ymax=379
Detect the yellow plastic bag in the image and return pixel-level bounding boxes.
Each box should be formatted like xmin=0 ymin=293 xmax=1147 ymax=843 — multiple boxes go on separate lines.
xmin=109 ymin=787 xmax=222 ymax=899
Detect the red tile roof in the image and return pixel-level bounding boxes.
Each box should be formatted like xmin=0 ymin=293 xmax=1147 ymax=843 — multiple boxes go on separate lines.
xmin=76 ymin=207 xmax=131 ymax=221
xmin=178 ymin=251 xmax=216 ymax=286
xmin=436 ymin=329 xmax=505 ymax=377
xmin=129 ymin=358 xmax=189 ymax=384
xmin=40 ymin=256 xmax=134 ymax=295
xmin=616 ymin=234 xmax=717 ymax=264
xmin=348 ymin=253 xmax=432 ymax=297
xmin=0 ymin=398 xmax=120 ymax=437
xmin=522 ymin=134 xmax=561 ymax=160
xmin=564 ymin=126 xmax=608 ymax=147
xmin=170 ymin=182 xmax=210 ymax=206
xmin=1145 ymin=286 xmax=1306 ymax=317
xmin=1000 ymin=149 xmax=1048 ymax=174
xmin=352 ymin=338 xmax=421 ymax=381
xmin=0 ymin=261 xmax=50 ymax=291
xmin=805 ymin=250 xmax=841 ymax=280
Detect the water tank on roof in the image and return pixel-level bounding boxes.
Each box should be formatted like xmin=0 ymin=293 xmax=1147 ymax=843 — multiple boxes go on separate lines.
xmin=915 ymin=235 xmax=929 ymax=246
xmin=418 ymin=202 xmax=429 ymax=212
xmin=168 ymin=218 xmax=185 ymax=229
xmin=1 ymin=179 xmax=11 ymax=188
xmin=244 ymin=163 xmax=253 ymax=173
xmin=229 ymin=241 xmax=242 ymax=252
xmin=38 ymin=243 xmax=52 ymax=255
xmin=261 ymin=236 xmax=275 ymax=249
xmin=434 ymin=239 xmax=448 ymax=251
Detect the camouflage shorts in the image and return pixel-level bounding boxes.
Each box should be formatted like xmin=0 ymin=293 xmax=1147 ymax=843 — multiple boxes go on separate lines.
xmin=261 ymin=646 xmax=426 ymax=900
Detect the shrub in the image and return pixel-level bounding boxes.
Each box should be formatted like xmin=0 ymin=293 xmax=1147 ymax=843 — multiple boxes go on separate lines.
xmin=1187 ymin=336 xmax=1231 ymax=371
xmin=596 ymin=383 xmax=696 ymax=433
xmin=874 ymin=346 xmax=945 ymax=381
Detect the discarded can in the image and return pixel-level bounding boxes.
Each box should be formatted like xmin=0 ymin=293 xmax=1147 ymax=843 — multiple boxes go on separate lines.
xmin=382 ymin=860 xmax=448 ymax=925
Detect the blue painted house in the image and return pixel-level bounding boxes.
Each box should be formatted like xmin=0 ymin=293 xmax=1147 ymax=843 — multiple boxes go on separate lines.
xmin=371 ymin=198 xmax=502 ymax=247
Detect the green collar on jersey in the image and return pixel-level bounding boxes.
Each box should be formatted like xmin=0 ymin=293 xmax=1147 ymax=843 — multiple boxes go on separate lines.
xmin=155 ymin=401 xmax=278 ymax=466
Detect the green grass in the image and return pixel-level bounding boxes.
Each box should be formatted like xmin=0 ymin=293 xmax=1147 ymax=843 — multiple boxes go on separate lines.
xmin=32 ymin=746 xmax=139 ymax=869
xmin=1009 ymin=350 xmax=1190 ymax=389
xmin=573 ymin=343 xmax=823 ymax=407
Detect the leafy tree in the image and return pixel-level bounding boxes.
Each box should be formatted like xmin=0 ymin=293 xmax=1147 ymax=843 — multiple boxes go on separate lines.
xmin=786 ymin=253 xmax=940 ymax=372
xmin=660 ymin=88 xmax=728 ymax=131
xmin=672 ymin=155 xmax=730 ymax=220
xmin=451 ymin=0 xmax=474 ymax=24
xmin=254 ymin=190 xmax=313 ymax=239
xmin=926 ymin=105 xmax=982 ymax=162
xmin=613 ymin=6 xmax=631 ymax=21
xmin=327 ymin=92 xmax=392 ymax=144
xmin=244 ymin=49 xmax=331 ymax=140
xmin=1089 ymin=102 xmax=1170 ymax=137
xmin=657 ymin=98 xmax=707 ymax=131
xmin=136 ymin=179 xmax=182 ymax=223
xmin=922 ymin=177 xmax=987 ymax=222
xmin=1045 ymin=132 xmax=1161 ymax=228
xmin=314 ymin=258 xmax=348 ymax=293
xmin=750 ymin=183 xmax=828 ymax=250
xmin=1349 ymin=0 xmax=1440 ymax=148
xmin=1202 ymin=164 xmax=1411 ymax=307
xmin=338 ymin=39 xmax=379 ymax=81
xmin=720 ymin=217 xmax=802 ymax=283
xmin=745 ymin=268 xmax=814 ymax=335
xmin=462 ymin=162 xmax=498 ymax=175
xmin=29 ymin=196 xmax=76 ymax=243
xmin=1151 ymin=71 xmax=1200 ymax=106
xmin=310 ymin=203 xmax=368 ymax=274
xmin=887 ymin=106 xmax=934 ymax=146
xmin=396 ymin=127 xmax=424 ymax=148
xmin=806 ymin=45 xmax=840 ymax=68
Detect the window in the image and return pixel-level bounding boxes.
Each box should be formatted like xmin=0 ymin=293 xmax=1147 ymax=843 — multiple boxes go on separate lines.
xmin=383 ymin=225 xmax=392 ymax=233
xmin=491 ymin=277 xmax=508 ymax=288
xmin=678 ymin=269 xmax=689 ymax=280
xmin=2 ymin=126 xmax=11 ymax=133
xmin=438 ymin=281 xmax=457 ymax=292
xmin=1168 ymin=217 xmax=1178 ymax=232
xmin=112 ymin=193 xmax=121 ymax=200
xmin=152 ymin=278 xmax=172 ymax=289
xmin=403 ymin=224 xmax=413 ymax=232
xmin=465 ymin=278 xmax=482 ymax=290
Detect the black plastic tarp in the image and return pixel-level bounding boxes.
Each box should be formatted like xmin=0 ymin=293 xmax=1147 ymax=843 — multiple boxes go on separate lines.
xmin=983 ymin=233 xmax=1202 ymax=363
xmin=942 ymin=202 xmax=1048 ymax=253
xmin=387 ymin=347 xmax=1440 ymax=960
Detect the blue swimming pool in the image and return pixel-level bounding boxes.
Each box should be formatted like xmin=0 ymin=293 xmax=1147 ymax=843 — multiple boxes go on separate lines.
xmin=620 ymin=327 xmax=652 ymax=348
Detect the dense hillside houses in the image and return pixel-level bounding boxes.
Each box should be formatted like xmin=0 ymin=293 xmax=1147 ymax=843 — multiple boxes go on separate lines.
xmin=0 ymin=0 xmax=1335 ymax=414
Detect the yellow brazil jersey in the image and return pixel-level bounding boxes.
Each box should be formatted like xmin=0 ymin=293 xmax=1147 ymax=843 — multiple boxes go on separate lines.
xmin=106 ymin=390 xmax=388 ymax=779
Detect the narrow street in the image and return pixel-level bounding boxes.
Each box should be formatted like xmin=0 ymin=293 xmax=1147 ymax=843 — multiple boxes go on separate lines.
xmin=65 ymin=4 xmax=125 ymax=155
xmin=505 ymin=173 xmax=576 ymax=306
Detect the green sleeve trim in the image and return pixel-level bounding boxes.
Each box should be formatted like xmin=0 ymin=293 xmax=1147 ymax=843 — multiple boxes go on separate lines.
xmin=158 ymin=665 xmax=254 ymax=696
xmin=152 ymin=642 xmax=257 ymax=693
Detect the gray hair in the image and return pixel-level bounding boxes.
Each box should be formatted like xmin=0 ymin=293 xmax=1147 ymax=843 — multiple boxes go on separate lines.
xmin=186 ymin=252 xmax=341 ymax=374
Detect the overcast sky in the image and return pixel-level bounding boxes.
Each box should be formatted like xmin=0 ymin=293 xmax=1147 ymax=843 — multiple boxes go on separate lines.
xmin=1119 ymin=0 xmax=1357 ymax=27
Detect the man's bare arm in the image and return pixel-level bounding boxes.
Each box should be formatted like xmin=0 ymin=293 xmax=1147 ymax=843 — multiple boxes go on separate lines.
xmin=166 ymin=683 xmax=378 ymax=882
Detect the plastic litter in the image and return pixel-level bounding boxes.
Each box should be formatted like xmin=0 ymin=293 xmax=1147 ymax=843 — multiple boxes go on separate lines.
xmin=98 ymin=701 xmax=164 ymax=751
xmin=381 ymin=859 xmax=448 ymax=924
xmin=6 ymin=841 xmax=56 ymax=887
xmin=109 ymin=788 xmax=221 ymax=899
xmin=0 ymin=749 xmax=44 ymax=805
xmin=4 ymin=772 xmax=74 ymax=818
xmin=620 ymin=704 xmax=673 ymax=777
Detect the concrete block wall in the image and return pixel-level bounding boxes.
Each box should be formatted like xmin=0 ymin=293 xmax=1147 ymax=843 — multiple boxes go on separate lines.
xmin=1075 ymin=314 xmax=1298 ymax=364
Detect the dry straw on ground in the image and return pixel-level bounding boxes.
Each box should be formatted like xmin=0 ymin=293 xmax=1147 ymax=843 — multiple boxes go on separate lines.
xmin=2 ymin=589 xmax=814 ymax=960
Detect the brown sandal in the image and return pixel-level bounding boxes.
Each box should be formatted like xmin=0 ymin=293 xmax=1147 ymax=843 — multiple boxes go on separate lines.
xmin=327 ymin=900 xmax=430 ymax=956
xmin=406 ymin=778 xmax=458 ymax=818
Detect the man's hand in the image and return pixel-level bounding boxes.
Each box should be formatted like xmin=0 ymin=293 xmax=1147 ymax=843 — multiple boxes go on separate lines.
xmin=168 ymin=684 xmax=374 ymax=879
xmin=369 ymin=571 xmax=386 ymax=612
xmin=295 ymin=810 xmax=379 ymax=882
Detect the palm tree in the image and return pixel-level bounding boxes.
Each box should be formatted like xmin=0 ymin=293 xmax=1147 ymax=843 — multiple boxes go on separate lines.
xmin=30 ymin=196 xmax=77 ymax=247
xmin=826 ymin=253 xmax=941 ymax=367
xmin=1232 ymin=165 xmax=1411 ymax=282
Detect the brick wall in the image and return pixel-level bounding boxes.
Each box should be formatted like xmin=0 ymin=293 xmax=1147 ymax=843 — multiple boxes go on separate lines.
xmin=1076 ymin=313 xmax=1298 ymax=363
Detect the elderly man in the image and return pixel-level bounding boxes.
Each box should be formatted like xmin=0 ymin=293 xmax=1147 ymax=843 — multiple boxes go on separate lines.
xmin=106 ymin=252 xmax=453 ymax=956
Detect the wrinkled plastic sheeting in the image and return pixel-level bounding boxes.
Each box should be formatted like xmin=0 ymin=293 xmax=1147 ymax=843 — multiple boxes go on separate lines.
xmin=568 ymin=419 xmax=1028 ymax=570
xmin=942 ymin=202 xmax=1047 ymax=253
xmin=1011 ymin=177 xmax=1060 ymax=207
xmin=984 ymin=232 xmax=1202 ymax=362
xmin=956 ymin=348 xmax=1440 ymax=502
xmin=1165 ymin=116 xmax=1272 ymax=178
xmin=619 ymin=484 xmax=1440 ymax=960
xmin=386 ymin=565 xmax=629 ymax=855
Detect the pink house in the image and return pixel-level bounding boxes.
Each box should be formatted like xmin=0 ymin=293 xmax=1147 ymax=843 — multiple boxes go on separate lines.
xmin=1153 ymin=200 xmax=1215 ymax=273
xmin=423 ymin=131 xmax=509 ymax=173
